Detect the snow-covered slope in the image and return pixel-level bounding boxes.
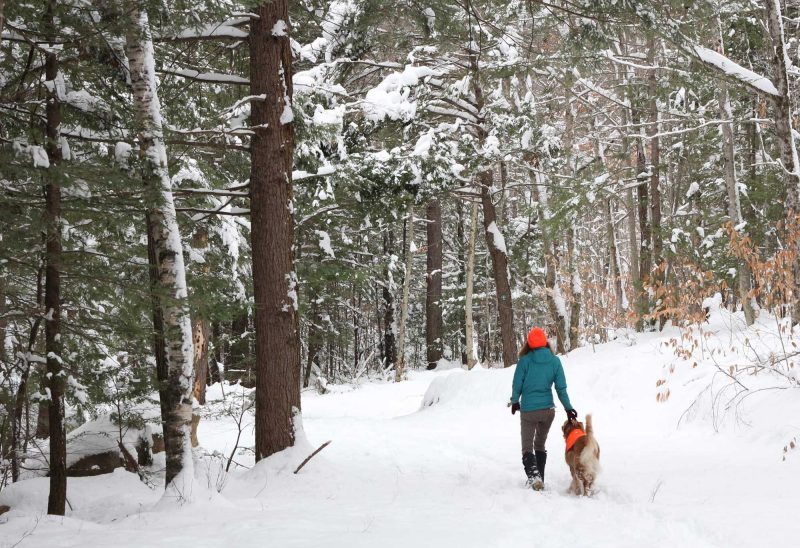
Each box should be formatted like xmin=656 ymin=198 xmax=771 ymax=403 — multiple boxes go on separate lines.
xmin=1 ymin=307 xmax=798 ymax=547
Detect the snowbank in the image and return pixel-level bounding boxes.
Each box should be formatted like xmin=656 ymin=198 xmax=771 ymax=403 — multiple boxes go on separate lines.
xmin=0 ymin=469 xmax=158 ymax=522
xmin=422 ymin=365 xmax=511 ymax=408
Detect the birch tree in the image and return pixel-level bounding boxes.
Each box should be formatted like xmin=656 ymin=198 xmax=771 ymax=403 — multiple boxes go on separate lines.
xmin=395 ymin=210 xmax=415 ymax=382
xmin=125 ymin=1 xmax=194 ymax=490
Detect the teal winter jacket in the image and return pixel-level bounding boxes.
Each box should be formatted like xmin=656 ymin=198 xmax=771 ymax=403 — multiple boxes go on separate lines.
xmin=510 ymin=347 xmax=572 ymax=412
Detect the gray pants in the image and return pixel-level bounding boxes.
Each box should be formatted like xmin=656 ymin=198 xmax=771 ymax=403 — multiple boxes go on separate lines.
xmin=520 ymin=408 xmax=555 ymax=453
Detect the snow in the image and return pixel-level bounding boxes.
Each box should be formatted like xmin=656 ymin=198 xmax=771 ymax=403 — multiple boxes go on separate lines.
xmin=61 ymin=89 xmax=107 ymax=114
xmin=163 ymin=68 xmax=249 ymax=85
xmin=316 ymin=230 xmax=336 ymax=258
xmin=412 ymin=129 xmax=435 ymax=157
xmin=693 ymin=45 xmax=779 ymax=96
xmin=114 ymin=142 xmax=132 ymax=167
xmin=312 ymin=104 xmax=345 ymax=126
xmin=160 ymin=23 xmax=248 ymax=41
xmin=362 ymin=65 xmax=437 ymax=122
xmin=2 ymin=308 xmax=799 ymax=547
xmin=30 ymin=146 xmax=50 ymax=168
xmin=271 ymin=20 xmax=288 ymax=37
xmin=486 ymin=221 xmax=507 ymax=254
xmin=280 ymin=103 xmax=294 ymax=124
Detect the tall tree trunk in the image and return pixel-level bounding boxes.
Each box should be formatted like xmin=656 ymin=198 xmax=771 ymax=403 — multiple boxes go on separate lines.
xmin=716 ymin=33 xmax=756 ymax=325
xmin=633 ymin=102 xmax=651 ymax=330
xmin=425 ymin=199 xmax=443 ymax=369
xmin=43 ymin=12 xmax=66 ymax=513
xmin=126 ymin=2 xmax=195 ymax=489
xmin=456 ymin=201 xmax=467 ymax=364
xmin=250 ymin=0 xmax=301 ymax=460
xmin=763 ymin=0 xmax=800 ymax=324
xmin=532 ymin=168 xmax=567 ymax=353
xmin=465 ymin=201 xmax=479 ymax=369
xmin=382 ymin=229 xmax=396 ymax=369
xmin=618 ymin=35 xmax=640 ymax=321
xmin=395 ymin=210 xmax=414 ymax=381
xmin=480 ymin=181 xmax=517 ymax=366
xmin=647 ymin=35 xmax=665 ymax=330
xmin=606 ymin=199 xmax=625 ymax=318
xmin=467 ymin=36 xmax=516 ymax=367
xmin=352 ymin=285 xmax=360 ymax=372
xmin=567 ymin=228 xmax=581 ymax=350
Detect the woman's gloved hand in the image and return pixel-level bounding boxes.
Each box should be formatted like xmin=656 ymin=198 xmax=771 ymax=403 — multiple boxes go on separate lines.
xmin=510 ymin=402 xmax=520 ymax=415
xmin=566 ymin=408 xmax=578 ymax=421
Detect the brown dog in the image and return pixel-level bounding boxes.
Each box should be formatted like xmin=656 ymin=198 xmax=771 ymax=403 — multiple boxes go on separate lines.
xmin=562 ymin=414 xmax=600 ymax=496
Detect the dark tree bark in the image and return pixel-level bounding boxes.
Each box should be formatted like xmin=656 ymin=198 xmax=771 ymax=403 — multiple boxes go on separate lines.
xmin=250 ymin=0 xmax=301 ymax=461
xmin=480 ymin=182 xmax=517 ymax=367
xmin=425 ymin=199 xmax=443 ymax=370
xmin=456 ymin=201 xmax=467 ymax=364
xmin=43 ymin=20 xmax=66 ymax=514
xmin=633 ymin=103 xmax=651 ymax=331
xmin=352 ymin=284 xmax=360 ymax=372
xmin=382 ymin=229 xmax=397 ymax=369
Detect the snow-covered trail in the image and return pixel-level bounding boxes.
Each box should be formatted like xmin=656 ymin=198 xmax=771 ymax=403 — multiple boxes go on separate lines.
xmin=2 ymin=327 xmax=799 ymax=547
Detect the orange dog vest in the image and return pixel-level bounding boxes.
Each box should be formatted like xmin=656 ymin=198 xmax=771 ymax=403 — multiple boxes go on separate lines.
xmin=565 ymin=427 xmax=586 ymax=451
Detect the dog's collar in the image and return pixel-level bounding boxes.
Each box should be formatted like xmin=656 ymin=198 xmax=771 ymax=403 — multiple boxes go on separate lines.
xmin=565 ymin=427 xmax=586 ymax=451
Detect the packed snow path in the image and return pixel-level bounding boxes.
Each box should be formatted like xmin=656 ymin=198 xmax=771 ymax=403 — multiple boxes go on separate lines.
xmin=2 ymin=327 xmax=799 ymax=547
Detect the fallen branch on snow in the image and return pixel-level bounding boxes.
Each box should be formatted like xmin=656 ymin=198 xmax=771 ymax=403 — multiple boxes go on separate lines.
xmin=293 ymin=441 xmax=332 ymax=474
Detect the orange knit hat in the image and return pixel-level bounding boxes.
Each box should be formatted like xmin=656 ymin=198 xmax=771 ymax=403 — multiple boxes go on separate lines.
xmin=527 ymin=327 xmax=548 ymax=349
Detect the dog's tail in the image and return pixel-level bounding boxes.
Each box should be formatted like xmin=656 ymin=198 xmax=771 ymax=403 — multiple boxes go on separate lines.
xmin=579 ymin=414 xmax=600 ymax=477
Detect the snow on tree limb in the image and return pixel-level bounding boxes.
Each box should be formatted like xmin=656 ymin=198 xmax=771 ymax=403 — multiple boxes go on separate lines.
xmin=155 ymin=23 xmax=248 ymax=42
xmin=161 ymin=68 xmax=249 ymax=85
xmin=691 ymin=45 xmax=779 ymax=97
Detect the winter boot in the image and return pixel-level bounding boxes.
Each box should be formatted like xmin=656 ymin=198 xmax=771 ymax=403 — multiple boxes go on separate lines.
xmin=522 ymin=452 xmax=543 ymax=491
xmin=535 ymin=450 xmax=547 ymax=484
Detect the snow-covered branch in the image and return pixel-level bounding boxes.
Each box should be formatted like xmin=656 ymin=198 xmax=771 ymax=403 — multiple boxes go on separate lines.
xmin=161 ymin=68 xmax=249 ymax=85
xmin=690 ymin=45 xmax=779 ymax=97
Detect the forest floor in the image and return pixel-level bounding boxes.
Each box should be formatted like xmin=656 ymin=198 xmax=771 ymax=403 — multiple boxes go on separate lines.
xmin=2 ymin=306 xmax=800 ymax=547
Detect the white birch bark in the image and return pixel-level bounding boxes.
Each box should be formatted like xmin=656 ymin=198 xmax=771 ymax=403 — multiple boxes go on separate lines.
xmin=394 ymin=208 xmax=414 ymax=382
xmin=125 ymin=1 xmax=195 ymax=493
xmin=715 ymin=15 xmax=756 ymax=325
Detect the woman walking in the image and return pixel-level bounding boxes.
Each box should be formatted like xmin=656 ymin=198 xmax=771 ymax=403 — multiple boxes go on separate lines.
xmin=509 ymin=327 xmax=577 ymax=490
